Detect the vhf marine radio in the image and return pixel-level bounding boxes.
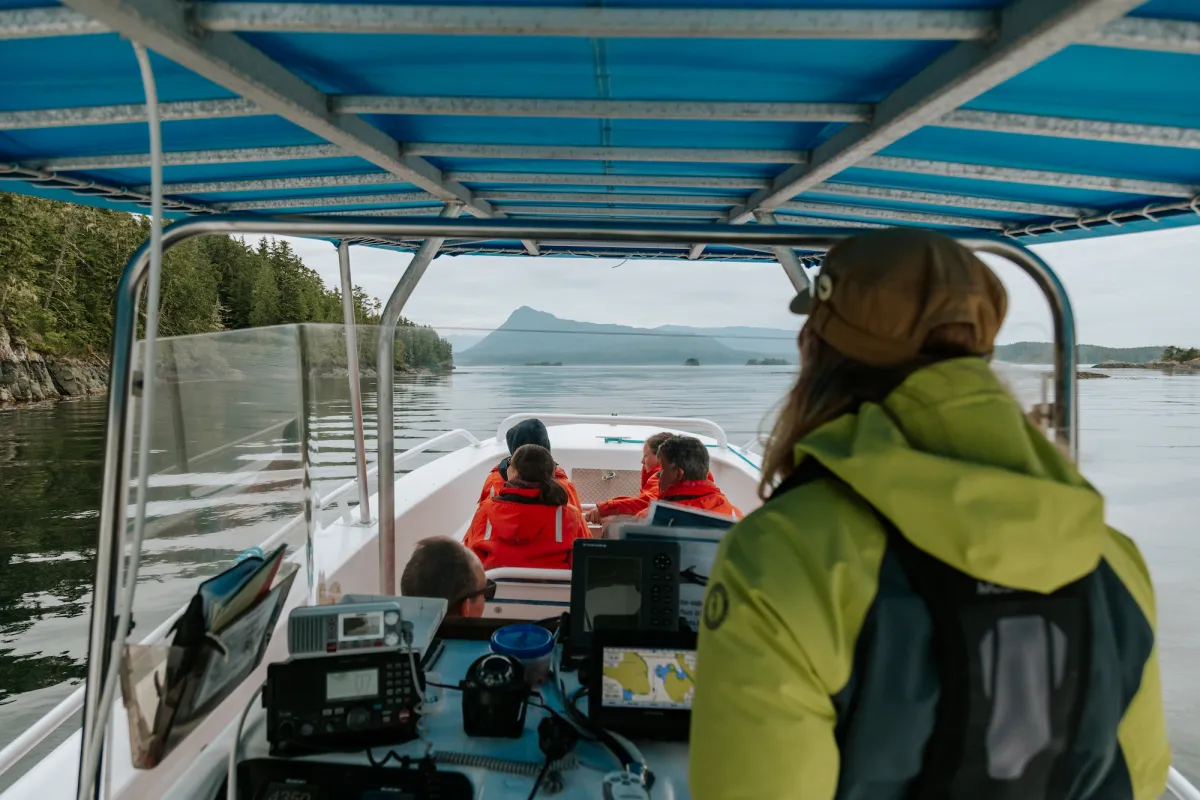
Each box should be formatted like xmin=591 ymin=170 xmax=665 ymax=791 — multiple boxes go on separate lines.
xmin=264 ymin=648 xmax=426 ymax=755
xmin=287 ymin=599 xmax=409 ymax=657
xmin=266 ymin=600 xmax=435 ymax=755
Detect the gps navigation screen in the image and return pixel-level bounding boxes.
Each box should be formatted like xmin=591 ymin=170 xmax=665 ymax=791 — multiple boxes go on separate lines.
xmin=600 ymin=647 xmax=696 ymax=710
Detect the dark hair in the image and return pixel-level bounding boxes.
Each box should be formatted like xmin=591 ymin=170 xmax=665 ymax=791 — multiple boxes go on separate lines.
xmin=657 ymin=435 xmax=710 ymax=482
xmin=506 ymin=418 xmax=552 ymax=454
xmin=645 ymin=431 xmax=674 ymax=454
xmin=400 ymin=537 xmax=480 ymax=612
xmin=510 ymin=444 xmax=569 ymax=505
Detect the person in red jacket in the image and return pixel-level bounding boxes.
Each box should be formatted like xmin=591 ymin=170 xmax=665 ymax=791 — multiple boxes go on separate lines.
xmin=585 ymin=431 xmax=674 ymax=523
xmin=636 ymin=435 xmax=741 ymax=519
xmin=477 ymin=418 xmax=582 ymax=510
xmin=465 ymin=444 xmax=591 ymax=570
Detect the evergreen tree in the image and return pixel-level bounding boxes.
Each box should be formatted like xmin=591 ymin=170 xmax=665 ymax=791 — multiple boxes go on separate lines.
xmin=0 ymin=195 xmax=453 ymax=367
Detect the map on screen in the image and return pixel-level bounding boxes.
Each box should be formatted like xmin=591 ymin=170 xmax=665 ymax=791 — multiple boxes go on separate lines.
xmin=600 ymin=647 xmax=696 ymax=710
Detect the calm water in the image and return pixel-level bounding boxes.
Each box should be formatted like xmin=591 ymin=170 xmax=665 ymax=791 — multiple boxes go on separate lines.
xmin=1 ymin=364 xmax=1198 ymax=784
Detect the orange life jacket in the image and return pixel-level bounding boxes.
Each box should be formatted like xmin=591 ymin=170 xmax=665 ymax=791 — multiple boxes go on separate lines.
xmin=595 ymin=465 xmax=661 ymax=517
xmin=635 ymin=479 xmax=741 ymax=520
xmin=596 ymin=467 xmax=717 ymax=518
xmin=465 ymin=484 xmax=592 ymax=570
xmin=478 ymin=463 xmax=581 ymax=510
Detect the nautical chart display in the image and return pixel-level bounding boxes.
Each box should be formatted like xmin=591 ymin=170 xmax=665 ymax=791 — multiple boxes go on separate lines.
xmin=600 ymin=646 xmax=697 ymax=710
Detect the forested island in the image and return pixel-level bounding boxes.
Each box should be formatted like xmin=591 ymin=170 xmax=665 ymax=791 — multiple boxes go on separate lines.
xmin=0 ymin=195 xmax=453 ymax=404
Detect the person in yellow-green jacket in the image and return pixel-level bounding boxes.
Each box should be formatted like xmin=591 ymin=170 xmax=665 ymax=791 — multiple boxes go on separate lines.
xmin=690 ymin=229 xmax=1169 ymax=800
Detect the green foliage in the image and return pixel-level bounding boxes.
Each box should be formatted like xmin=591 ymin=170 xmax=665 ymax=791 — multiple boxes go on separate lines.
xmin=0 ymin=195 xmax=452 ymax=367
xmin=1162 ymin=346 xmax=1200 ymax=363
xmin=994 ymin=342 xmax=1165 ymax=365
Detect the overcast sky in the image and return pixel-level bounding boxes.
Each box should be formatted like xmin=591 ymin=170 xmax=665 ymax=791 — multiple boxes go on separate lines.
xmin=280 ymin=223 xmax=1200 ymax=348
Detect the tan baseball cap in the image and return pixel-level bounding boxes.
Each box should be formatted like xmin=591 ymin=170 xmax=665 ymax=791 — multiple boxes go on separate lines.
xmin=789 ymin=228 xmax=1007 ymax=367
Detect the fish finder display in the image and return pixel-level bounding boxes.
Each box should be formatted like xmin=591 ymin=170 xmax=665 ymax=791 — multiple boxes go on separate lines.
xmin=583 ymin=556 xmax=643 ymax=631
xmin=601 ymin=647 xmax=696 ymax=710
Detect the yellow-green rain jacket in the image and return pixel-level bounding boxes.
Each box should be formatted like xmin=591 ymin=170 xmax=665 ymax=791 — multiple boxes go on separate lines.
xmin=691 ymin=358 xmax=1169 ymax=800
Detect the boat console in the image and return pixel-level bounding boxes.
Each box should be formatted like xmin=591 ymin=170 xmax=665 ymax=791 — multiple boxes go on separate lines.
xmin=235 ymin=539 xmax=706 ymax=800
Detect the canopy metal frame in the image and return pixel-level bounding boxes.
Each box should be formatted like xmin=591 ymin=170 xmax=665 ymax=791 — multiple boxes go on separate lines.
xmin=79 ymin=214 xmax=1079 ymax=796
xmin=0 ymin=0 xmax=1197 ymax=253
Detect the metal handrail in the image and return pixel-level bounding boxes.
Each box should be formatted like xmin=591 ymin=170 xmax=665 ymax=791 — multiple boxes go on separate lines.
xmin=496 ymin=413 xmax=730 ymax=450
xmin=79 ymin=215 xmax=1079 ymax=796
xmin=486 ymin=567 xmax=573 ymax=583
xmin=1170 ymin=767 xmax=1200 ymax=800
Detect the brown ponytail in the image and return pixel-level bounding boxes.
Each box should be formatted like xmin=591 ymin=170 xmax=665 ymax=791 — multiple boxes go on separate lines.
xmin=510 ymin=444 xmax=568 ymax=506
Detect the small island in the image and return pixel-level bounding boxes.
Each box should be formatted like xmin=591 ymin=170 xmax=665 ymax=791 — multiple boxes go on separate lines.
xmin=747 ymin=358 xmax=789 ymax=366
xmin=1094 ymin=345 xmax=1200 ymax=372
xmin=523 ymin=361 xmax=563 ymax=366
xmin=683 ymin=358 xmax=700 ymax=366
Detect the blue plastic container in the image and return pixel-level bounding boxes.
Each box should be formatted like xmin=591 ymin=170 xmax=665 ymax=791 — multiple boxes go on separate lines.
xmin=490 ymin=624 xmax=555 ymax=687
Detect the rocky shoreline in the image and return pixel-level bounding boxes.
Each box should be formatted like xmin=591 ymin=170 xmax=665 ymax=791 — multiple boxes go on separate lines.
xmin=0 ymin=326 xmax=108 ymax=407
xmin=1093 ymin=359 xmax=1200 ymax=372
xmin=1 ymin=324 xmax=455 ymax=408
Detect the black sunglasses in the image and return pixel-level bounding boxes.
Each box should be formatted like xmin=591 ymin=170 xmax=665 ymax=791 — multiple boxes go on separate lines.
xmin=453 ymin=578 xmax=497 ymax=607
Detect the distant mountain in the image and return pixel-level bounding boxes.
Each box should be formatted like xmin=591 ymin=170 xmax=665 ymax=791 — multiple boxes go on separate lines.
xmin=655 ymin=324 xmax=798 ymax=360
xmin=995 ymin=342 xmax=1164 ymax=365
xmin=454 ymin=307 xmax=781 ymax=366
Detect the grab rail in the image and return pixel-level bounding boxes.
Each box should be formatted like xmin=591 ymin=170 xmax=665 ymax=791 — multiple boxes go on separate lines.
xmin=1170 ymin=767 xmax=1200 ymax=800
xmin=497 ymin=413 xmax=729 ymax=450
xmin=486 ymin=567 xmax=572 ymax=583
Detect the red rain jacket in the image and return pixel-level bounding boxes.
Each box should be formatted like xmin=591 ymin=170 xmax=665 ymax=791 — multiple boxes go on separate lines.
xmin=595 ymin=467 xmax=717 ymax=518
xmin=635 ymin=479 xmax=741 ymax=520
xmin=595 ymin=466 xmax=662 ymax=518
xmin=465 ymin=484 xmax=591 ymax=570
xmin=478 ymin=463 xmax=581 ymax=510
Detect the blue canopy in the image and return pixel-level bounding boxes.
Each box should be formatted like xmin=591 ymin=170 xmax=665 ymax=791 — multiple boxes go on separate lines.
xmin=1 ymin=0 xmax=1198 ymax=260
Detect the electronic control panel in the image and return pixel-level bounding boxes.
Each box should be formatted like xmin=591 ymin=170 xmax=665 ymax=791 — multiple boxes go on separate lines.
xmin=264 ymin=649 xmax=424 ymax=756
xmin=288 ymin=600 xmax=409 ymax=657
xmin=237 ymin=757 xmax=474 ymax=800
xmin=569 ymin=540 xmax=681 ymax=655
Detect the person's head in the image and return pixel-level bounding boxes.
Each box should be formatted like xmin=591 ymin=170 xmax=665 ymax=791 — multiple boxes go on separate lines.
xmin=506 ymin=418 xmax=552 ymax=455
xmin=508 ymin=443 xmax=569 ymax=505
xmin=761 ymin=228 xmax=1007 ymax=498
xmin=656 ymin=435 xmax=711 ymax=491
xmin=400 ymin=537 xmax=494 ymax=618
xmin=642 ymin=431 xmax=674 ymax=472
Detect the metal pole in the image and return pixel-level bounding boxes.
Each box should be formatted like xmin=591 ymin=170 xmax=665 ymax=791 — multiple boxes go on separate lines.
xmin=966 ymin=238 xmax=1078 ymax=460
xmin=376 ymin=202 xmax=463 ymax=594
xmin=754 ymin=210 xmax=813 ymax=293
xmin=337 ymin=240 xmax=371 ymax=524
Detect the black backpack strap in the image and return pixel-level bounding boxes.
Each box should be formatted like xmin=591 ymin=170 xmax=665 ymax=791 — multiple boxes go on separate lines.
xmin=770 ymin=458 xmax=1090 ymax=800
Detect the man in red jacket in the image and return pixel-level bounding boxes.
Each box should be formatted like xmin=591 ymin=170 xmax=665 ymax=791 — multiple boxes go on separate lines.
xmin=635 ymin=435 xmax=740 ymax=519
xmin=585 ymin=431 xmax=675 ymax=523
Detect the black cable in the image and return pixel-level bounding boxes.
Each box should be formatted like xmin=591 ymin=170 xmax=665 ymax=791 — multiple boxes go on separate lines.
xmin=426 ymin=681 xmax=462 ymax=691
xmin=566 ymin=686 xmax=634 ymax=767
xmin=680 ymin=566 xmax=708 ymax=587
xmin=526 ymin=759 xmax=552 ymax=800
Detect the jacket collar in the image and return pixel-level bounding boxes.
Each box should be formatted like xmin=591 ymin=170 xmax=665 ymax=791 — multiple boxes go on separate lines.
xmin=661 ymin=478 xmax=720 ymax=499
